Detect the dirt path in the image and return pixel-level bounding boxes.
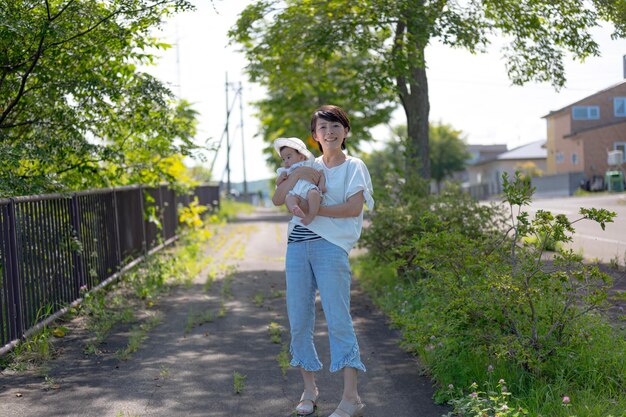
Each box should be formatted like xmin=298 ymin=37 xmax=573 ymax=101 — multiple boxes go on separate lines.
xmin=0 ymin=208 xmax=449 ymax=417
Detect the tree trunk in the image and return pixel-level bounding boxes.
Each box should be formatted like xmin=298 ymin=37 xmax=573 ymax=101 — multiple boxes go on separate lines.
xmin=394 ymin=12 xmax=430 ymax=181
xmin=403 ymin=63 xmax=430 ymax=180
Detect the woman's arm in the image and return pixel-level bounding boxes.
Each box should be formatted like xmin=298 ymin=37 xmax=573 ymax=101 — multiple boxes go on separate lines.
xmin=318 ymin=191 xmax=365 ymax=218
xmin=272 ymin=166 xmax=321 ymax=206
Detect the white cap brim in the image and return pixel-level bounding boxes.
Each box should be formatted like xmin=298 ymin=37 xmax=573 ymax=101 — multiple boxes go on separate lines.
xmin=273 ymin=137 xmax=314 ymax=161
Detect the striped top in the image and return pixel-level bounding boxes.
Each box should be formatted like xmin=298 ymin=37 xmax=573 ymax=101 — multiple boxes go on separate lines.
xmin=288 ymin=224 xmax=322 ymax=244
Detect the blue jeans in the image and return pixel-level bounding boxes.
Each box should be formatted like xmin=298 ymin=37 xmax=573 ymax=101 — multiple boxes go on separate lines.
xmin=285 ymin=238 xmax=366 ymax=373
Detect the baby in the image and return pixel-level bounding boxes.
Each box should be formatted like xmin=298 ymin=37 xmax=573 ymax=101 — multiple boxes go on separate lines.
xmin=274 ymin=137 xmax=326 ymax=225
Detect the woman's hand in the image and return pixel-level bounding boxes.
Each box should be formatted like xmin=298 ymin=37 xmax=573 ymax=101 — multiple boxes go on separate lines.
xmin=294 ymin=166 xmax=321 ymax=184
xmin=272 ymin=166 xmax=321 ymax=206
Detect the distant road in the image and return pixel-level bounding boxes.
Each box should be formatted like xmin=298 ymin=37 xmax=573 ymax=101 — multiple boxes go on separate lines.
xmin=526 ymin=194 xmax=626 ymax=263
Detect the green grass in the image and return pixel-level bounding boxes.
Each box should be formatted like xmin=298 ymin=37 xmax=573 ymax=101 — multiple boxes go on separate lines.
xmin=216 ymin=199 xmax=255 ymax=222
xmin=217 ymin=300 xmax=227 ymax=318
xmin=204 ymin=269 xmax=216 ymax=291
xmin=115 ymin=314 xmax=162 ymax=361
xmin=268 ymin=322 xmax=283 ymax=344
xmin=276 ymin=343 xmax=290 ymax=379
xmin=233 ymin=371 xmax=247 ymax=394
xmin=253 ymin=292 xmax=265 ymax=307
xmin=2 ymin=207 xmax=221 ymax=370
xmin=352 ymin=255 xmax=626 ymax=417
xmin=221 ymin=274 xmax=234 ymax=299
xmin=184 ymin=307 xmax=215 ymax=335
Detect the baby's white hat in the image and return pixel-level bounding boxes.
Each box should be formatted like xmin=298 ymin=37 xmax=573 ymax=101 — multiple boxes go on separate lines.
xmin=273 ymin=137 xmax=314 ymax=161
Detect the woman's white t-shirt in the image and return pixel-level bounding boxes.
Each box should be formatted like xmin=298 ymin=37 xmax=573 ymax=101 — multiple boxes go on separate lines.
xmin=287 ymin=155 xmax=374 ymax=253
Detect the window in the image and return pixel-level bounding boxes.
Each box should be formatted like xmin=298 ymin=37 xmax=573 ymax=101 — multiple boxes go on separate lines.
xmin=556 ymin=152 xmax=564 ymax=164
xmin=615 ymin=97 xmax=626 ymax=117
xmin=615 ymin=142 xmax=626 ymax=163
xmin=572 ymin=106 xmax=600 ymax=120
xmin=572 ymin=153 xmax=578 ymax=165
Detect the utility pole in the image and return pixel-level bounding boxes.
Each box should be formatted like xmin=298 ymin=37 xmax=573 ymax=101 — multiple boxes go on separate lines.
xmin=224 ymin=72 xmax=231 ymax=196
xmin=239 ymin=81 xmax=248 ymax=197
xmin=175 ymin=24 xmax=182 ymax=97
xmin=219 ymin=75 xmax=248 ymax=200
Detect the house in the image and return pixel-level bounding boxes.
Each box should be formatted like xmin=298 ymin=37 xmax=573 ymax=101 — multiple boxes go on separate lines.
xmin=543 ymin=79 xmax=626 ymax=189
xmin=467 ymin=140 xmax=547 ymax=199
xmin=454 ymin=144 xmax=508 ymax=186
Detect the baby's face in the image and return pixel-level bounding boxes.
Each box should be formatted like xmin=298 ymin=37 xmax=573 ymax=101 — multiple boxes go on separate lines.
xmin=280 ymin=147 xmax=307 ymax=168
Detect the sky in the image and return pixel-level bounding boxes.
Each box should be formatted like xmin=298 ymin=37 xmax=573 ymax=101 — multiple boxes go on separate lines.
xmin=145 ymin=0 xmax=626 ymax=183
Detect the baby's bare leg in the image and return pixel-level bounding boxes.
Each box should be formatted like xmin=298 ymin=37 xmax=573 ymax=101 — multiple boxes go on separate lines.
xmin=286 ymin=194 xmax=306 ymax=218
xmin=301 ymin=190 xmax=321 ymax=226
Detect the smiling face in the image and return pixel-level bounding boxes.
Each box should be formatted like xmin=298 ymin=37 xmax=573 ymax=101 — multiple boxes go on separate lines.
xmin=280 ymin=146 xmax=307 ymax=168
xmin=310 ymin=105 xmax=351 ymax=154
xmin=313 ymin=119 xmax=349 ymax=153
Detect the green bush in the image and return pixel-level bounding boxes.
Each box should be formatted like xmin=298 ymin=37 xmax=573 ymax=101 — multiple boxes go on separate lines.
xmin=356 ymin=172 xmax=625 ymax=416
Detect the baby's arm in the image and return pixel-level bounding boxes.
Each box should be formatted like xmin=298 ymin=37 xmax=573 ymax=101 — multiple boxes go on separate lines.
xmin=276 ymin=171 xmax=288 ymax=186
xmin=317 ymin=171 xmax=327 ymax=193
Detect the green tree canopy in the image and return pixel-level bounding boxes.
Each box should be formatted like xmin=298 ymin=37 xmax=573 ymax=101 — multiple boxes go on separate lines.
xmin=0 ymin=0 xmax=201 ymax=197
xmin=230 ymin=0 xmax=626 ymax=180
xmin=363 ymin=122 xmax=468 ymax=194
xmin=429 ymin=121 xmax=469 ymax=191
xmin=229 ymin=5 xmax=397 ymax=170
xmin=361 ymin=125 xmax=406 ymax=195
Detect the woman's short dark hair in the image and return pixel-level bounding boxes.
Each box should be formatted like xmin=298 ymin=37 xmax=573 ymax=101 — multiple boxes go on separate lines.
xmin=310 ymin=105 xmax=350 ymax=153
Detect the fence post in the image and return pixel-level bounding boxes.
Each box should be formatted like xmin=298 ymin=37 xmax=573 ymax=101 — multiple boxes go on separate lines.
xmin=112 ymin=189 xmax=122 ymax=267
xmin=69 ymin=194 xmax=85 ymax=295
xmin=138 ymin=187 xmax=147 ymax=254
xmin=158 ymin=185 xmax=165 ymax=243
xmin=5 ymin=199 xmax=23 ymax=341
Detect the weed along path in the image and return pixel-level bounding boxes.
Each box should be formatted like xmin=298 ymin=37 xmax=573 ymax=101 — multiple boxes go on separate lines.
xmin=0 ymin=207 xmax=447 ymax=417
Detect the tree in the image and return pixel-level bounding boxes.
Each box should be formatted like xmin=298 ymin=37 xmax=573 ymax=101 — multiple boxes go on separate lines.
xmin=429 ymin=121 xmax=469 ymax=192
xmin=515 ymin=161 xmax=544 ymax=180
xmin=230 ymin=0 xmax=626 ymax=180
xmin=361 ymin=126 xmax=406 ymax=194
xmin=0 ymin=0 xmax=199 ymax=197
xmin=231 ymin=27 xmax=397 ymax=169
xmin=363 ymin=122 xmax=468 ymax=193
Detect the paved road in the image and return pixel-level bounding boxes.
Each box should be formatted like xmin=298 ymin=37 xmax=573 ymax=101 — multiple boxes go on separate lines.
xmin=528 ymin=194 xmax=626 ymax=263
xmin=0 ymin=208 xmax=448 ymax=417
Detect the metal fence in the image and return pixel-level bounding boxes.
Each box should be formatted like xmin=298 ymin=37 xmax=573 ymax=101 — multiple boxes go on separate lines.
xmin=0 ymin=184 xmax=219 ymax=354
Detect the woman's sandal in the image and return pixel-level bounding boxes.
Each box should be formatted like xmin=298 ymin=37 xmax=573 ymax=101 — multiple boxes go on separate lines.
xmin=295 ymin=390 xmax=319 ymax=416
xmin=328 ymin=398 xmax=365 ymax=417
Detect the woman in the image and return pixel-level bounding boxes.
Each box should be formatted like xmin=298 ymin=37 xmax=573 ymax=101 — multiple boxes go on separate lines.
xmin=272 ymin=105 xmax=374 ymax=417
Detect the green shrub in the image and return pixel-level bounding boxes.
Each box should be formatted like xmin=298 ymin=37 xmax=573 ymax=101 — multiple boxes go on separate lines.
xmin=355 ymin=172 xmax=625 ymax=416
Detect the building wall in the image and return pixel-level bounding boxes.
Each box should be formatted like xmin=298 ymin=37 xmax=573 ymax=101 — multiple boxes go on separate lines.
xmin=468 ymin=158 xmax=547 ymax=194
xmin=577 ymin=121 xmax=626 ymax=177
xmin=546 ymin=82 xmax=626 ymax=176
xmin=549 ymin=112 xmax=584 ymax=175
xmin=546 ymin=116 xmax=556 ymax=174
xmin=570 ymin=82 xmax=626 ymax=135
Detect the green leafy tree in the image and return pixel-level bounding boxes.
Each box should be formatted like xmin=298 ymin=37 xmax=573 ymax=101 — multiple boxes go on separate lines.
xmin=230 ymin=0 xmax=626 ymax=180
xmin=230 ymin=7 xmax=397 ymax=170
xmin=361 ymin=125 xmax=406 ymax=195
xmin=429 ymin=121 xmax=469 ymax=192
xmin=363 ymin=122 xmax=468 ymax=193
xmin=0 ymin=0 xmax=199 ymax=197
